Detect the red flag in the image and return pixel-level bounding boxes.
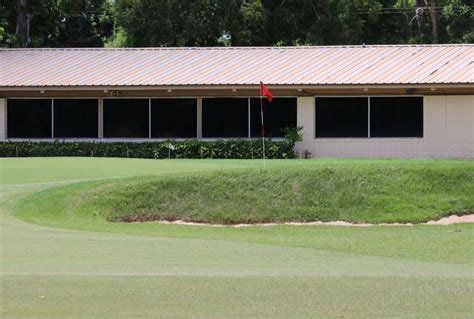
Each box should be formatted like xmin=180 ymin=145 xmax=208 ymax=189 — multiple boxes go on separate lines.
xmin=259 ymin=81 xmax=273 ymax=102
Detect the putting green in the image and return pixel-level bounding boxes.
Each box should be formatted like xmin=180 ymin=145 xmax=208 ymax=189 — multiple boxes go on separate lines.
xmin=1 ymin=157 xmax=473 ymax=318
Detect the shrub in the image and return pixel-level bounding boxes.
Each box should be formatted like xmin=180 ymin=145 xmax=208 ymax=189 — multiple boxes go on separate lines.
xmin=0 ymin=139 xmax=296 ymax=159
xmin=282 ymin=126 xmax=303 ymax=148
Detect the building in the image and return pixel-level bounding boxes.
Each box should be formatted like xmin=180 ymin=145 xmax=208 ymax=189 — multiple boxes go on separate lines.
xmin=0 ymin=44 xmax=472 ymax=158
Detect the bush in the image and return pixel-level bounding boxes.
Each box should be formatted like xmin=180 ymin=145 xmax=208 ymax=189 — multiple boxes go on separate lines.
xmin=282 ymin=126 xmax=303 ymax=147
xmin=0 ymin=139 xmax=296 ymax=159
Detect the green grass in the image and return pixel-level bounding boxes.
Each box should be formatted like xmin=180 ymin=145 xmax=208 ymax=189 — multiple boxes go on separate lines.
xmin=4 ymin=276 xmax=472 ymax=319
xmin=85 ymin=162 xmax=473 ymax=224
xmin=1 ymin=157 xmax=473 ymax=318
xmin=0 ymin=157 xmax=262 ymax=185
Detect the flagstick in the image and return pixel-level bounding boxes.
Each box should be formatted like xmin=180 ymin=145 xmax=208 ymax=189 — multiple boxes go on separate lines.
xmin=260 ymin=95 xmax=266 ymax=168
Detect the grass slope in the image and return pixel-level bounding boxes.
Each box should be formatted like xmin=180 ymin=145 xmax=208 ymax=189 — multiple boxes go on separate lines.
xmin=79 ymin=161 xmax=474 ymax=224
xmin=12 ymin=159 xmax=474 ymax=264
xmin=1 ymin=158 xmax=473 ymax=318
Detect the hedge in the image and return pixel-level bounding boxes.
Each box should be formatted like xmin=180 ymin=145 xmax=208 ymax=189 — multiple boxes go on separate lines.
xmin=0 ymin=139 xmax=296 ymax=159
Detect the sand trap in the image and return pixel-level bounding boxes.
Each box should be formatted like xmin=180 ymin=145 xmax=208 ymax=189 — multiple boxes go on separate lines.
xmin=155 ymin=214 xmax=474 ymax=227
xmin=425 ymin=214 xmax=474 ymax=225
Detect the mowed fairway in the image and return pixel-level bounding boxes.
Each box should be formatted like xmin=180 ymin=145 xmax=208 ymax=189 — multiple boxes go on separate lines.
xmin=0 ymin=157 xmax=473 ymax=318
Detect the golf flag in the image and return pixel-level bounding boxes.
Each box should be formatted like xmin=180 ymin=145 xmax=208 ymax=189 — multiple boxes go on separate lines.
xmin=259 ymin=82 xmax=273 ymax=166
xmin=259 ymin=81 xmax=273 ymax=102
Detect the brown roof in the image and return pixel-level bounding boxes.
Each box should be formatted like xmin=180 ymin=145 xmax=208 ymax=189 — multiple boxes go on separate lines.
xmin=0 ymin=44 xmax=472 ymax=88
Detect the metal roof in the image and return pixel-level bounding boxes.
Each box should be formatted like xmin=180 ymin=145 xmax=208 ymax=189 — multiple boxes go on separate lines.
xmin=0 ymin=44 xmax=472 ymax=88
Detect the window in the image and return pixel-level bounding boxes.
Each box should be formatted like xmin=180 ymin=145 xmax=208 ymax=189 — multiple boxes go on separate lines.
xmin=370 ymin=97 xmax=423 ymax=137
xmin=104 ymin=99 xmax=149 ymax=138
xmin=315 ymin=97 xmax=424 ymax=138
xmin=250 ymin=98 xmax=297 ymax=138
xmin=53 ymin=99 xmax=98 ymax=138
xmin=315 ymin=97 xmax=368 ymax=137
xmin=151 ymin=99 xmax=197 ymax=138
xmin=7 ymin=99 xmax=52 ymax=138
xmin=202 ymin=98 xmax=248 ymax=138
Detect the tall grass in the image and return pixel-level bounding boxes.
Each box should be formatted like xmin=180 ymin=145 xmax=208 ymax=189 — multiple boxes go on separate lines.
xmin=91 ymin=162 xmax=474 ymax=224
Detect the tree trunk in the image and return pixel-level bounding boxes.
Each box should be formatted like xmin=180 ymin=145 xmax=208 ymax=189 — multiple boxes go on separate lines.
xmin=15 ymin=0 xmax=33 ymax=47
xmin=415 ymin=0 xmax=429 ymax=43
xmin=429 ymin=0 xmax=439 ymax=43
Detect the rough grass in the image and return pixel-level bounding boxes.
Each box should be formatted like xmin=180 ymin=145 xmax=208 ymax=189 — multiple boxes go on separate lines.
xmin=85 ymin=161 xmax=474 ymax=224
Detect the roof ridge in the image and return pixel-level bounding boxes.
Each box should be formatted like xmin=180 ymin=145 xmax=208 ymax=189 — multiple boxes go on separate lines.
xmin=1 ymin=44 xmax=473 ymax=51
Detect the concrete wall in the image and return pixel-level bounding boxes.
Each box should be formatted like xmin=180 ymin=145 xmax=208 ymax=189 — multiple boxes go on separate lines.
xmin=0 ymin=99 xmax=5 ymax=141
xmin=296 ymin=95 xmax=474 ymax=159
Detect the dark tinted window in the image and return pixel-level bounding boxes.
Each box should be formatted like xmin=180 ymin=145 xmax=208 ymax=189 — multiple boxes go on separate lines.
xmin=250 ymin=98 xmax=297 ymax=138
xmin=316 ymin=97 xmax=368 ymax=137
xmin=53 ymin=99 xmax=98 ymax=138
xmin=7 ymin=99 xmax=52 ymax=138
xmin=104 ymin=99 xmax=149 ymax=138
xmin=202 ymin=98 xmax=248 ymax=138
xmin=370 ymin=97 xmax=423 ymax=137
xmin=151 ymin=99 xmax=197 ymax=138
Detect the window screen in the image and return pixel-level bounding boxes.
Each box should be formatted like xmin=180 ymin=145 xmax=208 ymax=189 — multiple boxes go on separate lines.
xmin=7 ymin=99 xmax=52 ymax=138
xmin=151 ymin=99 xmax=197 ymax=138
xmin=53 ymin=99 xmax=98 ymax=138
xmin=202 ymin=98 xmax=248 ymax=138
xmin=370 ymin=97 xmax=423 ymax=137
xmin=315 ymin=97 xmax=368 ymax=137
xmin=104 ymin=99 xmax=149 ymax=138
xmin=250 ymin=98 xmax=297 ymax=138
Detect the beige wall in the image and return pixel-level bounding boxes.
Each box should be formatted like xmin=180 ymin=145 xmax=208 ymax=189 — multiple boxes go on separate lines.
xmin=0 ymin=99 xmax=5 ymax=141
xmin=296 ymin=95 xmax=474 ymax=159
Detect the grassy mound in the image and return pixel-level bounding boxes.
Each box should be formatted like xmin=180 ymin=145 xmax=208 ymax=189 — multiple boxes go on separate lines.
xmin=87 ymin=161 xmax=474 ymax=224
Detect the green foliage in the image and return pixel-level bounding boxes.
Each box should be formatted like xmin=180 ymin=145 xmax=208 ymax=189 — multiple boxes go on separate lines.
xmin=441 ymin=0 xmax=474 ymax=43
xmin=104 ymin=27 xmax=129 ymax=48
xmin=0 ymin=139 xmax=296 ymax=159
xmin=282 ymin=126 xmax=303 ymax=148
xmin=113 ymin=0 xmax=223 ymax=46
xmin=0 ymin=0 xmax=15 ymax=47
xmin=1 ymin=0 xmax=472 ymax=47
xmin=1 ymin=0 xmax=113 ymax=48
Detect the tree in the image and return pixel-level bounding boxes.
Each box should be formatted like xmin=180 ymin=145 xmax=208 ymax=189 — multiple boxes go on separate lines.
xmin=410 ymin=0 xmax=473 ymax=44
xmin=49 ymin=0 xmax=113 ymax=47
xmin=440 ymin=0 xmax=473 ymax=43
xmin=1 ymin=0 xmax=112 ymax=47
xmin=15 ymin=0 xmax=33 ymax=47
xmin=2 ymin=0 xmax=472 ymax=47
xmin=0 ymin=0 xmax=15 ymax=47
xmin=113 ymin=0 xmax=250 ymax=47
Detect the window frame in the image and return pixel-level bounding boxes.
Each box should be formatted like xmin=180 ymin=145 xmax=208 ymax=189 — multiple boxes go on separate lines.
xmin=200 ymin=96 xmax=297 ymax=140
xmin=201 ymin=97 xmax=250 ymax=138
xmin=6 ymin=97 xmax=101 ymax=140
xmin=369 ymin=96 xmax=424 ymax=138
xmin=5 ymin=95 xmax=297 ymax=141
xmin=249 ymin=97 xmax=297 ymax=138
xmin=52 ymin=97 xmax=100 ymax=139
xmin=151 ymin=97 xmax=198 ymax=139
xmin=314 ymin=95 xmax=424 ymax=140
xmin=6 ymin=97 xmax=53 ymax=139
xmin=103 ymin=97 xmax=151 ymax=139
xmin=315 ymin=96 xmax=370 ymax=138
